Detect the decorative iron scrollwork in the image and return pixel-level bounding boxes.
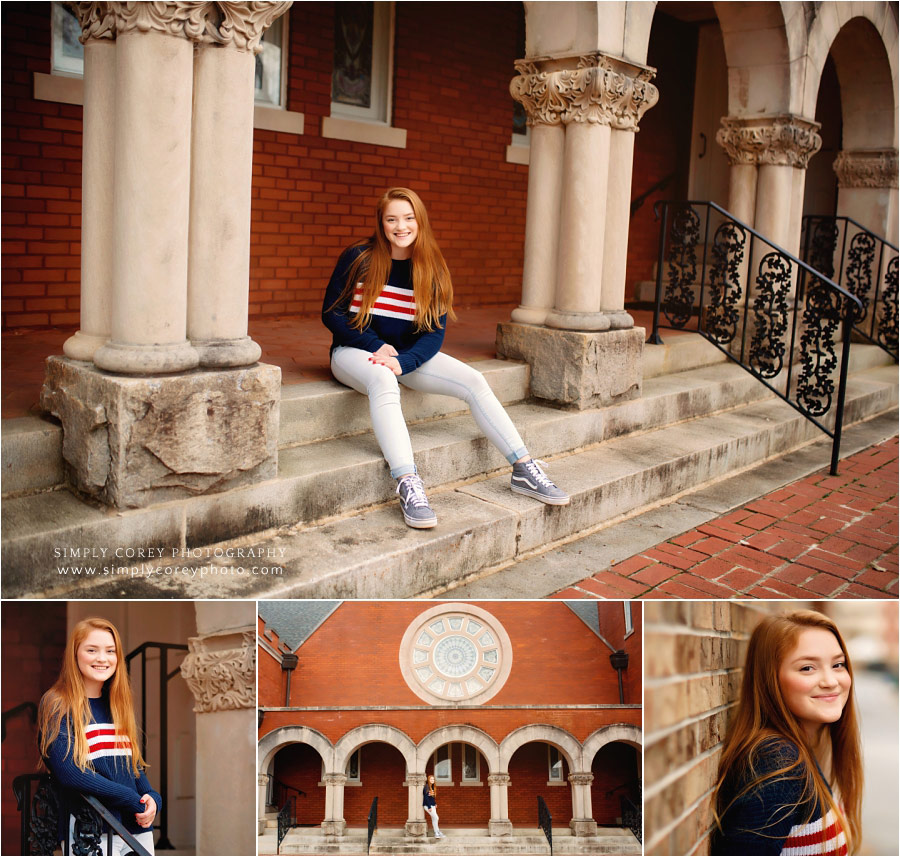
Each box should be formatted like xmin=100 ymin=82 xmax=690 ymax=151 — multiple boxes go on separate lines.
xmin=845 ymin=230 xmax=876 ymax=325
xmin=750 ymin=252 xmax=791 ymax=378
xmin=71 ymin=798 xmax=104 ymax=856
xmin=879 ymin=255 xmax=898 ymax=356
xmin=15 ymin=775 xmax=61 ymax=857
xmin=797 ymin=278 xmax=841 ymax=416
xmin=807 ymin=217 xmax=838 ymax=280
xmin=705 ymin=221 xmax=745 ymax=343
xmin=663 ymin=206 xmax=700 ymax=328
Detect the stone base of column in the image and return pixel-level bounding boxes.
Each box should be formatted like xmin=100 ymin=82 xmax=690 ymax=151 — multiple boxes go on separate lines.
xmin=93 ymin=340 xmax=200 ymax=375
xmin=496 ymin=323 xmax=643 ymax=410
xmin=570 ymin=819 xmax=598 ymax=837
xmin=63 ymin=330 xmax=108 ymax=363
xmin=405 ymin=820 xmax=427 ymax=837
xmin=40 ymin=357 xmax=280 ymax=509
xmin=193 ymin=336 xmax=263 ymax=368
xmin=489 ymin=819 xmax=513 ymax=837
xmin=510 ymin=304 xmax=550 ymax=326
xmin=545 ymin=309 xmax=612 ymax=331
xmin=322 ymin=820 xmax=346 ymax=837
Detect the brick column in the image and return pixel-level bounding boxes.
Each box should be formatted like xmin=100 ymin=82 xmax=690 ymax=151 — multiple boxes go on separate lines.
xmin=488 ymin=773 xmax=512 ymax=836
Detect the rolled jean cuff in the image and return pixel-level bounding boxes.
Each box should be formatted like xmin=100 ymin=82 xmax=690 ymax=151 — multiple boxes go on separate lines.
xmin=391 ymin=463 xmax=417 ymax=479
xmin=506 ymin=446 xmax=529 ymax=465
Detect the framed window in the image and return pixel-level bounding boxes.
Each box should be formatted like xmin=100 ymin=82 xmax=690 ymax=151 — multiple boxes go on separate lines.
xmin=51 ymin=2 xmax=83 ymax=77
xmin=331 ymin=1 xmax=393 ymax=124
xmin=255 ymin=11 xmax=288 ymax=108
xmin=624 ymin=602 xmax=634 ymax=638
xmin=433 ymin=745 xmax=451 ymax=783
xmin=346 ymin=748 xmax=361 ymax=782
xmin=462 ymin=744 xmax=479 ymax=782
xmin=548 ymin=746 xmax=564 ymax=783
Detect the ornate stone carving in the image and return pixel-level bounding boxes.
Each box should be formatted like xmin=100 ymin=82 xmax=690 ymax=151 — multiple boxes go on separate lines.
xmin=324 ymin=773 xmax=348 ymax=787
xmin=568 ymin=772 xmax=595 ymax=786
xmin=200 ymin=2 xmax=292 ymax=53
xmin=406 ymin=773 xmax=427 ymax=787
xmin=833 ymin=149 xmax=899 ymax=188
xmin=180 ymin=629 xmax=255 ymax=713
xmin=70 ymin=2 xmax=117 ymax=42
xmin=488 ymin=773 xmax=511 ymax=786
xmin=509 ymin=53 xmax=658 ymax=131
xmin=109 ymin=1 xmax=210 ymax=40
xmin=716 ymin=115 xmax=822 ymax=168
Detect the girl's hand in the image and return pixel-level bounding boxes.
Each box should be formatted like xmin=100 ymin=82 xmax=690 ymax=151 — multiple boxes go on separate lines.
xmin=369 ymin=354 xmax=402 ymax=375
xmin=373 ymin=343 xmax=398 ymax=358
xmin=135 ymin=794 xmax=157 ymax=828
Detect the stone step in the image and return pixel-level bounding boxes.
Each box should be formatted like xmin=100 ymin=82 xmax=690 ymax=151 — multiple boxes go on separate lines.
xmin=20 ymin=362 xmax=894 ymax=600
xmin=0 ymin=358 xmax=784 ymax=596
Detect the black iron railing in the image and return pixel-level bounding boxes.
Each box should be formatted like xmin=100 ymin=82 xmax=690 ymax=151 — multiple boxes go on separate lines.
xmin=276 ymin=795 xmax=296 ymax=854
xmin=537 ymin=795 xmax=552 ymax=855
xmin=2 ymin=701 xmax=37 ymax=741
xmin=367 ymin=796 xmax=378 ymax=855
xmin=125 ymin=641 xmax=188 ymax=851
xmin=621 ymin=777 xmax=642 ymax=844
xmin=13 ymin=773 xmax=151 ymax=856
xmin=801 ymin=215 xmax=898 ymax=360
xmin=266 ymin=773 xmax=305 ymax=814
xmin=649 ymin=200 xmax=865 ymax=476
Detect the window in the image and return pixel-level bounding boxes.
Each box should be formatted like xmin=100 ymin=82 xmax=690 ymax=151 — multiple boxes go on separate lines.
xmin=51 ymin=2 xmax=83 ymax=77
xmin=254 ymin=12 xmax=288 ymax=108
xmin=462 ymin=744 xmax=480 ymax=782
xmin=433 ymin=745 xmax=451 ymax=783
xmin=624 ymin=602 xmax=634 ymax=638
xmin=346 ymin=748 xmax=361 ymax=782
xmin=548 ymin=746 xmax=564 ymax=783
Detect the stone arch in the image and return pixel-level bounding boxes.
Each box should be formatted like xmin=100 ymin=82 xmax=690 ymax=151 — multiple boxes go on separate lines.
xmin=415 ymin=724 xmax=501 ymax=772
xmin=258 ymin=724 xmax=335 ymax=773
xmin=582 ymin=724 xmax=642 ymax=770
xmin=499 ymin=724 xmax=583 ymax=772
xmin=332 ymin=723 xmax=417 ymax=774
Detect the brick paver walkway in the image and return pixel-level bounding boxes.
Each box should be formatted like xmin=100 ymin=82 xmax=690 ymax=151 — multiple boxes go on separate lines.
xmin=552 ymin=436 xmax=899 ymax=600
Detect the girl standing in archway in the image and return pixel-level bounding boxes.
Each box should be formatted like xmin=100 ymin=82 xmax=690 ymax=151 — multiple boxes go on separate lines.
xmin=38 ymin=617 xmax=161 ymax=856
xmin=423 ymin=773 xmax=444 ymax=839
xmin=323 ymin=187 xmax=569 ymax=529
xmin=711 ymin=610 xmax=861 ymax=855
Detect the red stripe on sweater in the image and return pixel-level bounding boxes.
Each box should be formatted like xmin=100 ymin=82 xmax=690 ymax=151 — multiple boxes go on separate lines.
xmin=783 ymin=819 xmax=846 ymax=852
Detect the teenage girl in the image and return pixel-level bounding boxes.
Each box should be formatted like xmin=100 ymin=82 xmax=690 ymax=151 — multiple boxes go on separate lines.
xmin=38 ymin=617 xmax=160 ymax=856
xmin=711 ymin=610 xmax=861 ymax=855
xmin=423 ymin=773 xmax=443 ymax=838
xmin=322 ymin=187 xmax=569 ymax=529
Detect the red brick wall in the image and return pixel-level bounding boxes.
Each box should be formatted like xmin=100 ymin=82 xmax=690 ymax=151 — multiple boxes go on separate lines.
xmin=590 ymin=742 xmax=639 ymax=825
xmin=342 ymin=742 xmax=408 ymax=826
xmin=2 ymin=2 xmax=527 ymax=331
xmin=508 ymin=742 xmax=571 ymax=825
xmin=273 ymin=742 xmax=327 ymax=826
xmin=1 ymin=602 xmax=68 ymax=857
xmin=596 ymin=603 xmax=643 ymax=704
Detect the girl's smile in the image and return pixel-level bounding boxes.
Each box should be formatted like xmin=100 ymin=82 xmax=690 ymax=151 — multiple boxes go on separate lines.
xmin=77 ymin=628 xmax=118 ymax=697
xmin=382 ymin=198 xmax=418 ymax=259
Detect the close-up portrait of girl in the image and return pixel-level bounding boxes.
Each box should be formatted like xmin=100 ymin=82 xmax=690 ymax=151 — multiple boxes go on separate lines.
xmin=711 ymin=610 xmax=861 ymax=855
xmin=37 ymin=617 xmax=161 ymax=856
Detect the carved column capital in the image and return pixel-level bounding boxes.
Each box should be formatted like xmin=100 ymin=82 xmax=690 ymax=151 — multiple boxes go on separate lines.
xmin=509 ymin=53 xmax=658 ymax=131
xmin=406 ymin=773 xmax=427 ymax=787
xmin=324 ymin=773 xmax=348 ymax=787
xmin=258 ymin=774 xmax=269 ymax=787
xmin=70 ymin=2 xmax=117 ymax=42
xmin=488 ymin=773 xmax=511 ymax=786
xmin=568 ymin=772 xmax=595 ymax=787
xmin=108 ymin=1 xmax=210 ymax=40
xmin=833 ymin=148 xmax=899 ymax=188
xmin=716 ymin=114 xmax=822 ymax=168
xmin=198 ymin=2 xmax=292 ymax=53
xmin=180 ymin=628 xmax=255 ymax=713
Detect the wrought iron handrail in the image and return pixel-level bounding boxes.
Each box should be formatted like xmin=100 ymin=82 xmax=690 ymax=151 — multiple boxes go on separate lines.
xmin=266 ymin=772 xmax=306 ymax=810
xmin=367 ymin=796 xmax=378 ymax=855
xmin=537 ymin=795 xmax=552 ymax=855
xmin=276 ymin=795 xmax=296 ymax=854
xmin=620 ymin=794 xmax=641 ymax=844
xmin=801 ymin=214 xmax=898 ymax=360
xmin=125 ymin=640 xmax=188 ymax=851
xmin=2 ymin=700 xmax=37 ymax=741
xmin=631 ymin=171 xmax=677 ymax=218
xmin=649 ymin=200 xmax=865 ymax=476
xmin=13 ymin=772 xmax=151 ymax=856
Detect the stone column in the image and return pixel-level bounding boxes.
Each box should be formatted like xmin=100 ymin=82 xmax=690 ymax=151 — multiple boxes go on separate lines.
xmin=509 ymin=63 xmax=566 ymax=326
xmin=834 ymin=148 xmax=899 ymax=241
xmin=405 ymin=773 xmax=427 ymax=837
xmin=63 ymin=4 xmax=116 ymax=362
xmin=487 ymin=773 xmax=512 ymax=836
xmin=322 ymin=773 xmax=347 ymax=836
xmin=258 ymin=773 xmax=270 ymax=834
xmin=188 ymin=3 xmax=289 ymax=367
xmin=568 ymin=772 xmax=597 ymax=837
xmin=180 ymin=608 xmax=256 ymax=857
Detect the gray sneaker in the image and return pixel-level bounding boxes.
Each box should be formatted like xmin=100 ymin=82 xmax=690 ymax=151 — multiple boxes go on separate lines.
xmin=511 ymin=459 xmax=570 ymax=505
xmin=396 ymin=474 xmax=438 ymax=528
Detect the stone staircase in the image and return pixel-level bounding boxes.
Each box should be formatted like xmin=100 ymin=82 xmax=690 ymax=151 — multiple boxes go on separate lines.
xmin=1 ymin=334 xmax=896 ymax=599
xmin=259 ymin=826 xmax=640 ymax=856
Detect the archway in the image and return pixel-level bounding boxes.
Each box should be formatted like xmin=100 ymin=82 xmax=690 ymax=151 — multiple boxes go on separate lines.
xmin=270 ymin=742 xmax=327 ymax=826
xmin=590 ymin=742 xmax=640 ymax=827
xmin=507 ymin=741 xmax=572 ymax=826
xmin=421 ymin=741 xmax=492 ymax=827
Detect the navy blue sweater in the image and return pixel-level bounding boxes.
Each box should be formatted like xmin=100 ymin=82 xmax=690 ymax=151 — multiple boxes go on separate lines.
xmin=322 ymin=245 xmax=447 ymax=375
xmin=423 ymin=783 xmax=436 ymax=808
xmin=711 ymin=740 xmax=846 ymax=855
xmin=44 ymin=696 xmax=162 ymax=838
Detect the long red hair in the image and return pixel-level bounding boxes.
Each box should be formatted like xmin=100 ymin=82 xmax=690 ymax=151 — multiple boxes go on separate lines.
xmin=38 ymin=617 xmax=146 ymax=776
xmin=712 ymin=610 xmax=862 ymax=852
xmin=340 ymin=187 xmax=456 ymax=332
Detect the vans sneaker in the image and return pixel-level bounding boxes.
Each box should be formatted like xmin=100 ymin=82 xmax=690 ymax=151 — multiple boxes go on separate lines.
xmin=396 ymin=474 xmax=438 ymax=528
xmin=510 ymin=459 xmax=570 ymax=505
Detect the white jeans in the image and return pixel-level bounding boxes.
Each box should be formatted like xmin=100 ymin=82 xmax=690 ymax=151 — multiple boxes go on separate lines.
xmin=331 ymin=347 xmax=528 ymax=478
xmin=68 ymin=815 xmax=155 ymax=856
xmin=424 ymin=804 xmax=441 ymax=834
